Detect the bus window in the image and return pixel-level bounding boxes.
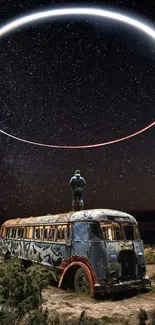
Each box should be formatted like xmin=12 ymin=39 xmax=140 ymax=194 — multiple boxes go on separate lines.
xmin=2 ymin=227 xmax=6 ymax=238
xmin=5 ymin=228 xmax=10 ymax=238
xmin=108 ymin=228 xmax=113 ymax=240
xmin=17 ymin=228 xmax=25 ymax=239
xmin=100 ymin=224 xmax=113 ymax=240
xmin=123 ymin=223 xmax=134 ymax=240
xmin=50 ymin=227 xmax=55 ymax=241
xmin=44 ymin=226 xmax=55 ymax=241
xmin=25 ymin=227 xmax=33 ymax=239
xmin=100 ymin=223 xmax=122 ymax=240
xmin=34 ymin=227 xmax=44 ymax=240
xmin=44 ymin=227 xmax=50 ymax=240
xmin=12 ymin=228 xmax=17 ymax=239
xmin=113 ymin=224 xmax=121 ymax=240
xmin=89 ymin=222 xmax=103 ymax=240
xmin=73 ymin=222 xmax=88 ymax=241
xmin=55 ymin=225 xmax=67 ymax=242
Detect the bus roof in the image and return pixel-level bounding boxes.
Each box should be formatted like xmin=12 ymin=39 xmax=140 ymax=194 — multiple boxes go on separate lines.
xmin=1 ymin=209 xmax=137 ymax=227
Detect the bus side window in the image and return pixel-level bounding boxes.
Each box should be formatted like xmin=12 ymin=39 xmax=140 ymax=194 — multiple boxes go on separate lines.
xmin=17 ymin=228 xmax=24 ymax=239
xmin=107 ymin=228 xmax=113 ymax=240
xmin=25 ymin=227 xmax=29 ymax=239
xmin=34 ymin=228 xmax=37 ymax=240
xmin=55 ymin=225 xmax=67 ymax=242
xmin=89 ymin=222 xmax=103 ymax=240
xmin=2 ymin=227 xmax=6 ymax=238
xmin=12 ymin=228 xmax=17 ymax=239
xmin=21 ymin=228 xmax=24 ymax=238
xmin=5 ymin=228 xmax=10 ymax=238
xmin=51 ymin=228 xmax=55 ymax=241
xmin=34 ymin=227 xmax=43 ymax=240
xmin=56 ymin=227 xmax=61 ymax=241
xmin=25 ymin=227 xmax=33 ymax=239
xmin=44 ymin=227 xmax=54 ymax=241
xmin=114 ymin=225 xmax=121 ymax=240
xmin=9 ymin=228 xmax=12 ymax=238
xmin=101 ymin=225 xmax=113 ymax=240
xmin=63 ymin=226 xmax=68 ymax=240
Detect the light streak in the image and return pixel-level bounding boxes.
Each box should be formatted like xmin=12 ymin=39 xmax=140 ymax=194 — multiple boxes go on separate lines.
xmin=0 ymin=7 xmax=155 ymax=149
xmin=0 ymin=122 xmax=155 ymax=148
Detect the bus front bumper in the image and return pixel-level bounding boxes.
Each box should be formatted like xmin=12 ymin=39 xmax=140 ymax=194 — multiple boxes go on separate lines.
xmin=94 ymin=276 xmax=151 ymax=294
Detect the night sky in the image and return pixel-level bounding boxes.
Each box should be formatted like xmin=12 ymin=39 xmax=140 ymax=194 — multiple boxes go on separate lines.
xmin=0 ymin=0 xmax=155 ymax=218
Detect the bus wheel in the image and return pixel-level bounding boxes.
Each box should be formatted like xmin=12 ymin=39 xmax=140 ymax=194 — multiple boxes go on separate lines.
xmin=74 ymin=267 xmax=90 ymax=295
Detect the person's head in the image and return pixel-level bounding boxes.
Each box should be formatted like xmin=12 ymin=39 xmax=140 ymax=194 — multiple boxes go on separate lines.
xmin=75 ymin=170 xmax=80 ymax=175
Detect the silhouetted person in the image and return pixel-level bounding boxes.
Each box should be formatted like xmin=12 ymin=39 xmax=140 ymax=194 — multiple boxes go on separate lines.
xmin=69 ymin=170 xmax=86 ymax=211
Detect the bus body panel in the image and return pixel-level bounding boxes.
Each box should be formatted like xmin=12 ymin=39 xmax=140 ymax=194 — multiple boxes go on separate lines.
xmin=0 ymin=209 xmax=150 ymax=294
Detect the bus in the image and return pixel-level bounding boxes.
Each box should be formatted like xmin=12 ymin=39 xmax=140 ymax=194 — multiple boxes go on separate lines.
xmin=0 ymin=209 xmax=150 ymax=296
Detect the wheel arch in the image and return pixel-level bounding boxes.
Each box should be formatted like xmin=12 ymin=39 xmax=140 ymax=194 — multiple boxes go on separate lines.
xmin=58 ymin=261 xmax=95 ymax=294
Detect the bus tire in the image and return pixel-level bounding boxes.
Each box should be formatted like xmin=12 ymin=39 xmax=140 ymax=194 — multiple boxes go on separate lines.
xmin=74 ymin=267 xmax=90 ymax=295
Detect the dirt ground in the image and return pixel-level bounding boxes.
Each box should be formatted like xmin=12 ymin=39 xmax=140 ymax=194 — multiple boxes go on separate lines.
xmin=42 ymin=265 xmax=155 ymax=324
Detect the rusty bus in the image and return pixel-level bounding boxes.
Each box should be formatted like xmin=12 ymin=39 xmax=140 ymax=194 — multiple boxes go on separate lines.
xmin=0 ymin=209 xmax=150 ymax=296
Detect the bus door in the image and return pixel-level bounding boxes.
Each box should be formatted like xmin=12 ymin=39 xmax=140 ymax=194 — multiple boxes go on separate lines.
xmin=88 ymin=221 xmax=107 ymax=279
xmin=71 ymin=222 xmax=89 ymax=258
xmin=100 ymin=222 xmax=122 ymax=279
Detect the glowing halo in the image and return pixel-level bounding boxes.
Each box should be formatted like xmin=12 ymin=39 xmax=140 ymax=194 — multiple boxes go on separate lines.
xmin=0 ymin=122 xmax=155 ymax=148
xmin=0 ymin=7 xmax=155 ymax=149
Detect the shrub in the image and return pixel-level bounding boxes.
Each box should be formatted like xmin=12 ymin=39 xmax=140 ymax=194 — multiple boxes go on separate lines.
xmin=150 ymin=273 xmax=155 ymax=281
xmin=138 ymin=309 xmax=148 ymax=325
xmin=0 ymin=259 xmax=42 ymax=310
xmin=144 ymin=248 xmax=155 ymax=264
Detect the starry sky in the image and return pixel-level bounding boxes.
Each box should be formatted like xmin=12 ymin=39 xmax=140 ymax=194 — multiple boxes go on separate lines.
xmin=0 ymin=0 xmax=155 ymax=218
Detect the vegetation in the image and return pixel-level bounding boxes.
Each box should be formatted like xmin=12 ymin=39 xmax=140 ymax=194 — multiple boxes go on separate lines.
xmin=138 ymin=309 xmax=155 ymax=325
xmin=0 ymin=258 xmax=155 ymax=324
xmin=138 ymin=309 xmax=148 ymax=325
xmin=150 ymin=273 xmax=155 ymax=281
xmin=144 ymin=247 xmax=155 ymax=264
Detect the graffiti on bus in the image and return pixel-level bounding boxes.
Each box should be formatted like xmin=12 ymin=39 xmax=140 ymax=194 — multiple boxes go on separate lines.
xmin=0 ymin=239 xmax=62 ymax=266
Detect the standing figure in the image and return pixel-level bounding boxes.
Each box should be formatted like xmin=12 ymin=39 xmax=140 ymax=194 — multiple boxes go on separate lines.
xmin=69 ymin=170 xmax=86 ymax=211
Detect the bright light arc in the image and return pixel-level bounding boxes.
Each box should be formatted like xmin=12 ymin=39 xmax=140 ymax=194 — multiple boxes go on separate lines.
xmin=0 ymin=7 xmax=155 ymax=149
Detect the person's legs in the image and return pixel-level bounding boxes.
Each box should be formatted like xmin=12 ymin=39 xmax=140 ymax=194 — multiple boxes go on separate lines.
xmin=78 ymin=192 xmax=84 ymax=210
xmin=72 ymin=191 xmax=76 ymax=211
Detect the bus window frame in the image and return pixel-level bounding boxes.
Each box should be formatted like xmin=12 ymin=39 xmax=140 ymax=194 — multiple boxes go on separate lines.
xmin=44 ymin=225 xmax=56 ymax=241
xmin=100 ymin=222 xmax=124 ymax=241
xmin=89 ymin=221 xmax=103 ymax=241
xmin=54 ymin=224 xmax=68 ymax=243
xmin=122 ymin=222 xmax=140 ymax=241
xmin=33 ymin=226 xmax=44 ymax=241
xmin=24 ymin=227 xmax=33 ymax=240
xmin=17 ymin=227 xmax=25 ymax=239
xmin=11 ymin=228 xmax=17 ymax=239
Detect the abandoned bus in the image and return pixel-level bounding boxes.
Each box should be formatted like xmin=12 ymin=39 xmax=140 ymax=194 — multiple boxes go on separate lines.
xmin=0 ymin=209 xmax=150 ymax=296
